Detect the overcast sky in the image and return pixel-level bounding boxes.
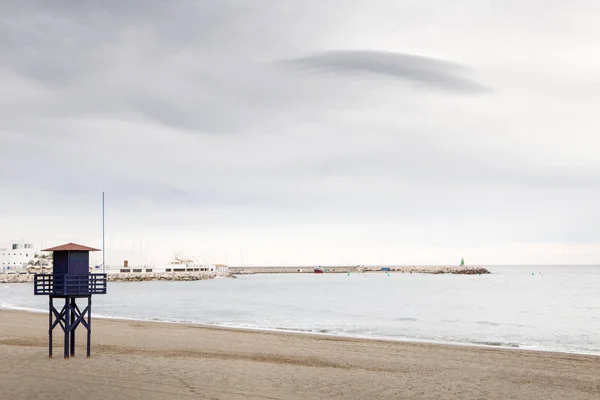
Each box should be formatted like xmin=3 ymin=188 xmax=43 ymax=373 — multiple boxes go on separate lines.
xmin=2 ymin=0 xmax=600 ymax=266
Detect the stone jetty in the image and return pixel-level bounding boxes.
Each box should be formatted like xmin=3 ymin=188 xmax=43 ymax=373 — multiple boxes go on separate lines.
xmin=230 ymin=266 xmax=490 ymax=275
xmin=107 ymin=272 xmax=235 ymax=282
xmin=0 ymin=274 xmax=33 ymax=284
xmin=0 ymin=272 xmax=235 ymax=284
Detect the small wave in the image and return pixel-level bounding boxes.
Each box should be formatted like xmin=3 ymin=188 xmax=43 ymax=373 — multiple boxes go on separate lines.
xmin=476 ymin=321 xmax=500 ymax=327
xmin=201 ymin=322 xmax=335 ymax=336
xmin=471 ymin=340 xmax=520 ymax=348
xmin=396 ymin=317 xmax=419 ymax=322
xmin=272 ymin=326 xmax=329 ymax=334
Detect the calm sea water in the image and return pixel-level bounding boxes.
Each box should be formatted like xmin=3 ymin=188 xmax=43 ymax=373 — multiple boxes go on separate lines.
xmin=1 ymin=266 xmax=599 ymax=355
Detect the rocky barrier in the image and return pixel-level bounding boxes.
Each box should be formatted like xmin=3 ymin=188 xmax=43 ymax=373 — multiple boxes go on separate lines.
xmin=0 ymin=274 xmax=33 ymax=283
xmin=108 ymin=272 xmax=235 ymax=282
xmin=415 ymin=267 xmax=490 ymax=275
xmin=231 ymin=266 xmax=491 ymax=275
xmin=0 ymin=272 xmax=236 ymax=284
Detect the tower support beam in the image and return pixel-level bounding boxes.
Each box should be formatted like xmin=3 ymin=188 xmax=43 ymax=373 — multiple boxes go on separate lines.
xmin=48 ymin=296 xmax=93 ymax=359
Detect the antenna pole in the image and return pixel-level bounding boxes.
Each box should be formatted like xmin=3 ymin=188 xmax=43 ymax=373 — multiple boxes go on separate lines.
xmin=102 ymin=192 xmax=105 ymax=274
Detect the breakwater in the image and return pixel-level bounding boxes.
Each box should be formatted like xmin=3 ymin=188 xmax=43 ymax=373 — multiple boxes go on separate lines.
xmin=0 ymin=272 xmax=234 ymax=284
xmin=108 ymin=272 xmax=235 ymax=282
xmin=229 ymin=266 xmax=490 ymax=275
xmin=0 ymin=274 xmax=32 ymax=283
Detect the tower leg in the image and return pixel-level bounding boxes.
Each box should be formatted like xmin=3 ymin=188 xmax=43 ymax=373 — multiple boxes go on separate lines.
xmin=87 ymin=296 xmax=92 ymax=358
xmin=49 ymin=297 xmax=53 ymax=358
xmin=64 ymin=297 xmax=70 ymax=359
xmin=70 ymin=297 xmax=76 ymax=357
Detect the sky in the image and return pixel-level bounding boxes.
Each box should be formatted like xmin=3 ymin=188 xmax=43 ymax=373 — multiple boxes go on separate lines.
xmin=2 ymin=0 xmax=600 ymax=266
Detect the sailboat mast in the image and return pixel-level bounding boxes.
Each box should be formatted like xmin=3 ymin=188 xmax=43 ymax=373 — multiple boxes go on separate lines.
xmin=102 ymin=191 xmax=105 ymax=274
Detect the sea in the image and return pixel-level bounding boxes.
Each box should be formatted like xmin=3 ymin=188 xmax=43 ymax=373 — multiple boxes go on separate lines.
xmin=1 ymin=265 xmax=599 ymax=355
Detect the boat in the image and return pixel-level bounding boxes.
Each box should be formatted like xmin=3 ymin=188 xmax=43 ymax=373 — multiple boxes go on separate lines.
xmin=314 ymin=267 xmax=324 ymax=274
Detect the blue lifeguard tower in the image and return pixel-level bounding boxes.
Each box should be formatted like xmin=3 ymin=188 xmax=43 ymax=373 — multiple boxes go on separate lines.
xmin=34 ymin=243 xmax=107 ymax=359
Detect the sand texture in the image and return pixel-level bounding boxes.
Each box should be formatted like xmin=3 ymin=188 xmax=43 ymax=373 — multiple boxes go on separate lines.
xmin=0 ymin=310 xmax=598 ymax=399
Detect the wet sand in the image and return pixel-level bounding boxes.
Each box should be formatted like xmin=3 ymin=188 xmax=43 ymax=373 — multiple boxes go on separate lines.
xmin=0 ymin=309 xmax=598 ymax=399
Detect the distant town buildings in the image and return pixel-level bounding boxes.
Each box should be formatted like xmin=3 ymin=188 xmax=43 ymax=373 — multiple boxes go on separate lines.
xmin=0 ymin=241 xmax=230 ymax=275
xmin=0 ymin=240 xmax=38 ymax=272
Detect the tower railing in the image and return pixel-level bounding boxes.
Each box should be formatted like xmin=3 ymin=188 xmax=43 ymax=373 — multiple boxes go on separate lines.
xmin=34 ymin=274 xmax=107 ymax=296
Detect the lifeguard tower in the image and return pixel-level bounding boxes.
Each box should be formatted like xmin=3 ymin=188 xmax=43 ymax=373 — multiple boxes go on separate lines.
xmin=33 ymin=243 xmax=107 ymax=359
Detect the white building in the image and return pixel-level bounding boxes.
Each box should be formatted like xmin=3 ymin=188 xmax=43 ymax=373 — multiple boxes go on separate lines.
xmin=0 ymin=240 xmax=37 ymax=272
xmin=168 ymin=257 xmax=195 ymax=266
xmin=160 ymin=257 xmax=229 ymax=273
xmin=215 ymin=264 xmax=229 ymax=273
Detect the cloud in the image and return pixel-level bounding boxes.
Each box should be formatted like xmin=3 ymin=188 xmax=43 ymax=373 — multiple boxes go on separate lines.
xmin=283 ymin=50 xmax=491 ymax=94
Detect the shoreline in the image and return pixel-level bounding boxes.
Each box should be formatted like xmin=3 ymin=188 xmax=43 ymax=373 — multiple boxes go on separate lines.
xmin=1 ymin=305 xmax=598 ymax=358
xmin=0 ymin=309 xmax=598 ymax=399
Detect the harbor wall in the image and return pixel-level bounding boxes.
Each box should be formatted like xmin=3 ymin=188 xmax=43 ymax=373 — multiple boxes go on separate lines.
xmin=0 ymin=271 xmax=234 ymax=284
xmin=229 ymin=266 xmax=490 ymax=275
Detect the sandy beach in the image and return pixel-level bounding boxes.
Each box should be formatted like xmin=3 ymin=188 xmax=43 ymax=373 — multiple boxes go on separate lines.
xmin=0 ymin=310 xmax=598 ymax=400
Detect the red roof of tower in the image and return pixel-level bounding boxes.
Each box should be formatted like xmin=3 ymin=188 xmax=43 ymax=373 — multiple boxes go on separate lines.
xmin=42 ymin=243 xmax=101 ymax=252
